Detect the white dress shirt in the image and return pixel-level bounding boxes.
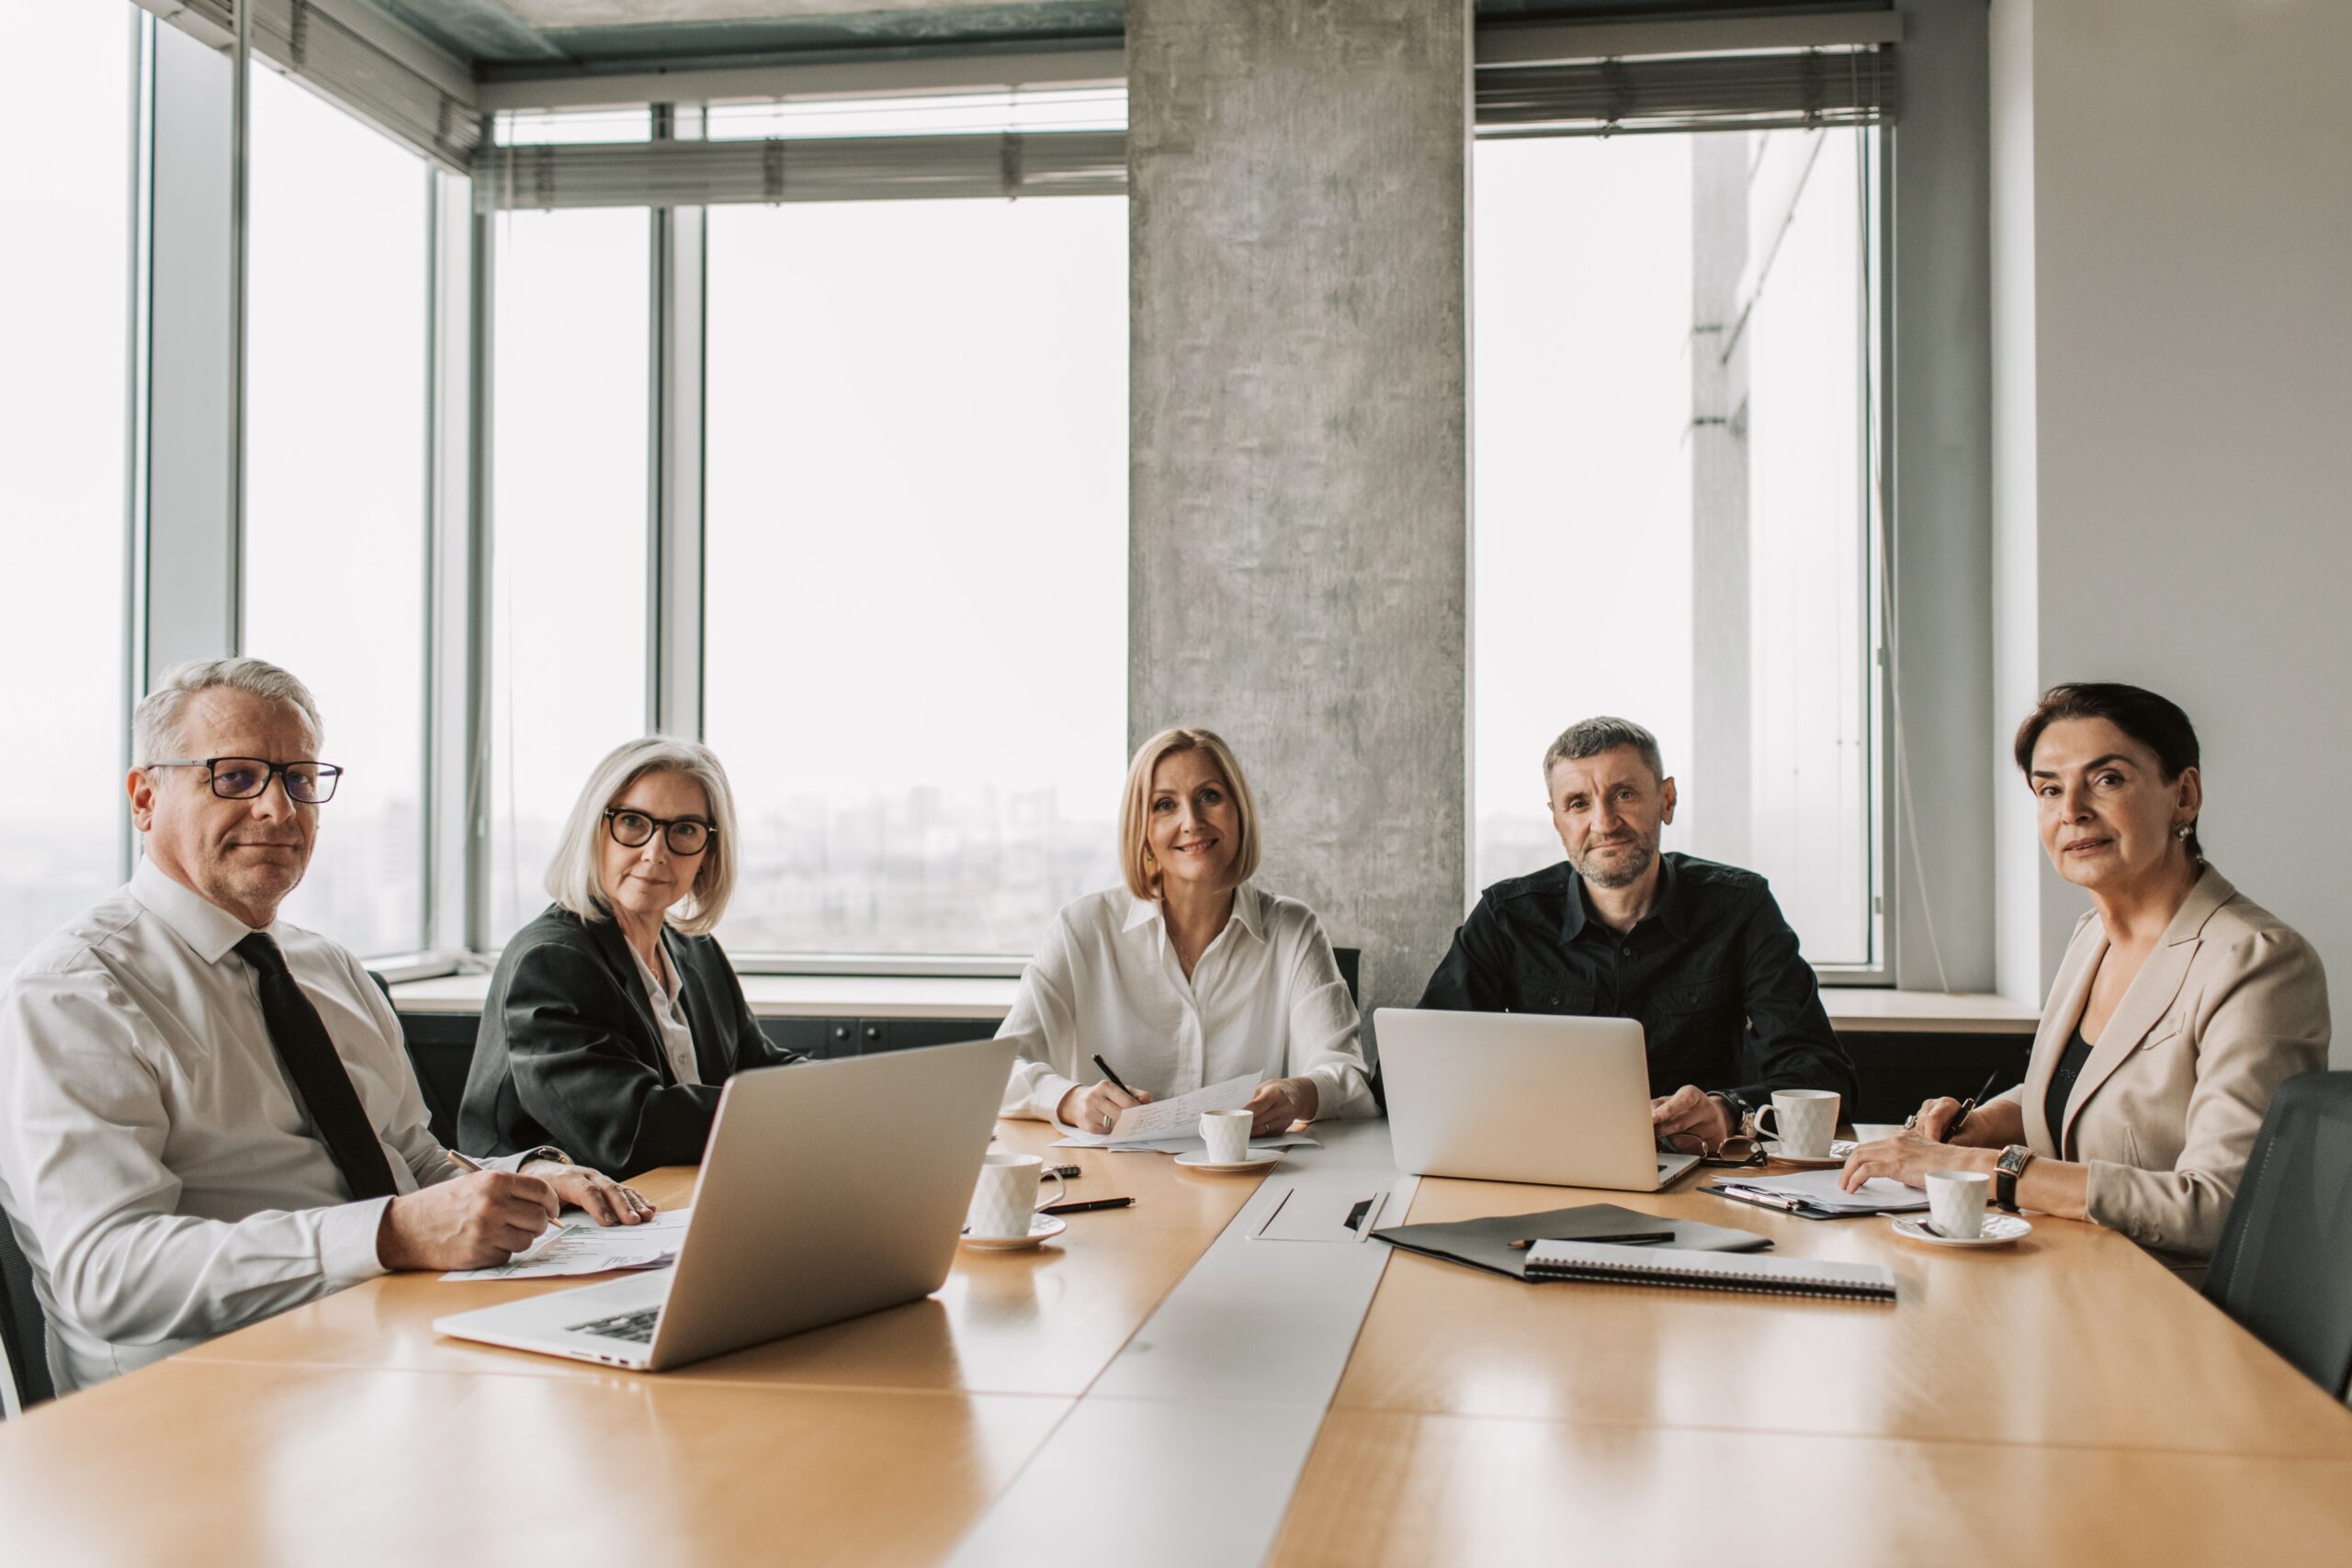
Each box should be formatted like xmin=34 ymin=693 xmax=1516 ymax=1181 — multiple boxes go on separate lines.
xmin=0 ymin=857 xmax=528 ymax=1394
xmin=996 ymin=883 xmax=1377 ymax=1123
xmin=628 ymin=939 xmax=702 ymax=1088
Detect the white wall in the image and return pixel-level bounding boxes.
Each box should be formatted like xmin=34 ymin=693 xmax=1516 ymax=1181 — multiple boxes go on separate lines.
xmin=1991 ymin=0 xmax=2352 ymax=1061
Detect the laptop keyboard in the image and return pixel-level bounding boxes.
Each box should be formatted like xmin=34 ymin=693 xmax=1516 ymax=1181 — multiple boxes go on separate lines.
xmin=570 ymin=1305 xmax=662 ymax=1344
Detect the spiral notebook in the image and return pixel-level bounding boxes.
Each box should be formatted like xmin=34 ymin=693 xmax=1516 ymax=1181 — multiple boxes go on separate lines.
xmin=1522 ymin=1239 xmax=1897 ymax=1302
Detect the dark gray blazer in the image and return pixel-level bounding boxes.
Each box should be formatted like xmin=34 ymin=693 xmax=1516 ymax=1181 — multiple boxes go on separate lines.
xmin=458 ymin=905 xmax=805 ymax=1174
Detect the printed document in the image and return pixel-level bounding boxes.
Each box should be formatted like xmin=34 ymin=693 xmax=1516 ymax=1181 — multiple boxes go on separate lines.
xmin=441 ymin=1206 xmax=692 ymax=1281
xmin=1049 ymin=1071 xmax=1261 ymax=1145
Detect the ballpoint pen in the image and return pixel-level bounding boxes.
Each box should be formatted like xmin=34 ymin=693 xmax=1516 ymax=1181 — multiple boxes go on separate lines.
xmin=446 ymin=1148 xmax=567 ymax=1229
xmin=1508 ymin=1233 xmax=1676 ymax=1250
xmin=1036 ymin=1197 xmax=1136 ymax=1216
xmin=1710 ymin=1182 xmax=1808 ymax=1213
xmin=1092 ymin=1055 xmax=1136 ymax=1098
xmin=1939 ymin=1067 xmax=2004 ymax=1144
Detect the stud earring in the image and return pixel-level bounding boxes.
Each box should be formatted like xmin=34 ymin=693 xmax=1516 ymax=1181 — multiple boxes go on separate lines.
xmin=2175 ymin=823 xmax=2193 ymax=840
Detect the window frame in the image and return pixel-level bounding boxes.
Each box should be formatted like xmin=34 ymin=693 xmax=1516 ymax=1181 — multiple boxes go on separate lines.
xmin=111 ymin=3 xmax=1990 ymax=987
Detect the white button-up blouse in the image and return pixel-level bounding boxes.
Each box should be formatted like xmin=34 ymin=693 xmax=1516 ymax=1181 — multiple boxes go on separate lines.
xmin=995 ymin=883 xmax=1376 ymax=1123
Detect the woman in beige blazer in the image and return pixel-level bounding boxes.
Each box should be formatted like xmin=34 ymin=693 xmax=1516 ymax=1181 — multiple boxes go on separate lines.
xmin=1842 ymin=682 xmax=2329 ymax=1262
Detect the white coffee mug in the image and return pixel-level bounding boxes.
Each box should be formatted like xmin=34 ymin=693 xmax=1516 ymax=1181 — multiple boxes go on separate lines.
xmin=1753 ymin=1089 xmax=1840 ymax=1159
xmin=966 ymin=1153 xmax=1065 ymax=1240
xmin=1924 ymin=1168 xmax=1990 ymax=1240
xmin=1200 ymin=1108 xmax=1253 ymax=1163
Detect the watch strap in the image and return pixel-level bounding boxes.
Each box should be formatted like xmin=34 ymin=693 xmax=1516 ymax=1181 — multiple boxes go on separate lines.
xmin=1995 ymin=1145 xmax=2030 ymax=1212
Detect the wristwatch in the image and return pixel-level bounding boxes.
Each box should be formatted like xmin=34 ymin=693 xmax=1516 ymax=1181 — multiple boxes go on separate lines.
xmin=518 ymin=1145 xmax=572 ymax=1169
xmin=1710 ymin=1090 xmax=1752 ymax=1142
xmin=1995 ymin=1145 xmax=2033 ymax=1212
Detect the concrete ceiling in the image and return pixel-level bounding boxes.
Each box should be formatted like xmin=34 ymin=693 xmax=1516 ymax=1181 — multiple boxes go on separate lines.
xmin=503 ymin=0 xmax=1064 ymax=21
xmin=375 ymin=1 xmax=1875 ymax=75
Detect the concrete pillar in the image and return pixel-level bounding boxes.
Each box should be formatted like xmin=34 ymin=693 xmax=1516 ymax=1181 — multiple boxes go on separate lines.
xmin=1690 ymin=132 xmax=1752 ymax=866
xmin=1126 ymin=0 xmax=1471 ymax=1019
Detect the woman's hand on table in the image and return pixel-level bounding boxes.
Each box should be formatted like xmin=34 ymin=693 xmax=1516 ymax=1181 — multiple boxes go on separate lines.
xmin=1058 ymin=1079 xmax=1148 ymax=1134
xmin=1838 ymin=1126 xmax=1993 ymax=1192
xmin=1245 ymin=1076 xmax=1318 ymax=1136
xmin=530 ymin=1162 xmax=655 ymax=1225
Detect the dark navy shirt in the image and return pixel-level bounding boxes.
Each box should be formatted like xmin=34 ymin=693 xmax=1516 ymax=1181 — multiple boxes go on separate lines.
xmin=1416 ymin=852 xmax=1855 ymax=1110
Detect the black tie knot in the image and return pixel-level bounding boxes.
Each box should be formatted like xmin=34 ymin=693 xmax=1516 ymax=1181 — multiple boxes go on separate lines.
xmin=236 ymin=931 xmax=289 ymax=978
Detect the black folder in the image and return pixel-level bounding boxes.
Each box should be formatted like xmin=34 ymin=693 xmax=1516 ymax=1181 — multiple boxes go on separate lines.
xmin=1372 ymin=1201 xmax=1771 ymax=1282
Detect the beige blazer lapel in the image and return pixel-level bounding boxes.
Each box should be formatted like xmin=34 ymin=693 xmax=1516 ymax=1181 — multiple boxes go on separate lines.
xmin=2022 ymin=925 xmax=2102 ymax=1154
xmin=2057 ymin=867 xmax=2239 ymax=1155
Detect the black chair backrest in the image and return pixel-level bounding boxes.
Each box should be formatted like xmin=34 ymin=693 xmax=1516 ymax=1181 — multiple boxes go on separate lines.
xmin=369 ymin=971 xmax=469 ymax=1150
xmin=2203 ymin=1070 xmax=2352 ymax=1401
xmin=0 ymin=1209 xmax=55 ymax=1413
xmin=1332 ymin=946 xmax=1361 ymax=1006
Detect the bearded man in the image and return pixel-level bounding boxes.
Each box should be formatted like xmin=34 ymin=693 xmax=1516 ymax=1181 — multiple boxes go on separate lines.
xmin=1417 ymin=716 xmax=1855 ymax=1150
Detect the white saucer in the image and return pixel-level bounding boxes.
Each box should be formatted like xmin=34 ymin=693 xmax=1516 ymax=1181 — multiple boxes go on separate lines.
xmin=960 ymin=1214 xmax=1069 ymax=1251
xmin=1762 ymin=1140 xmax=1854 ymax=1168
xmin=1173 ymin=1148 xmax=1283 ymax=1174
xmin=1892 ymin=1213 xmax=2031 ymax=1248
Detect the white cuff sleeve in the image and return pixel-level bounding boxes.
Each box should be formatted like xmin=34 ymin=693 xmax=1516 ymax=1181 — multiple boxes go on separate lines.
xmin=322 ymin=1195 xmax=397 ymax=1286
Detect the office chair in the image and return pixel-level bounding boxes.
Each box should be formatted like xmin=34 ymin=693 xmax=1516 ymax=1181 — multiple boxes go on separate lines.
xmin=368 ymin=971 xmax=472 ymax=1149
xmin=2203 ymin=1071 xmax=2352 ymax=1402
xmin=0 ymin=1207 xmax=55 ymax=1414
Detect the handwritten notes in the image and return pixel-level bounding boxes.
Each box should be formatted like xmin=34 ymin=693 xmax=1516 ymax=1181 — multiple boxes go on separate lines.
xmin=441 ymin=1206 xmax=693 ymax=1282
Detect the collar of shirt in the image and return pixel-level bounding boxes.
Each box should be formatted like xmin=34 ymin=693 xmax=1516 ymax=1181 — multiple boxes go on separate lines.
xmin=1561 ymin=852 xmax=1690 ymax=946
xmin=1121 ymin=882 xmax=1268 ymax=946
xmin=130 ymin=853 xmax=270 ymax=964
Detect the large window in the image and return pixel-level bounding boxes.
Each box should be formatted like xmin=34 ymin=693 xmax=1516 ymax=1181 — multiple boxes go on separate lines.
xmin=702 ymin=154 xmax=1127 ymax=957
xmin=1 ymin=5 xmax=137 ymax=970
xmin=1473 ymin=127 xmax=1883 ymax=967
xmin=243 ymin=62 xmax=432 ymax=957
xmin=487 ymin=202 xmax=650 ymax=941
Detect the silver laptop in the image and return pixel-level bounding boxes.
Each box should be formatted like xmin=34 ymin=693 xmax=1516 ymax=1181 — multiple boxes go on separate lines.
xmin=435 ymin=1034 xmax=1017 ymax=1372
xmin=1374 ymin=1009 xmax=1702 ymax=1190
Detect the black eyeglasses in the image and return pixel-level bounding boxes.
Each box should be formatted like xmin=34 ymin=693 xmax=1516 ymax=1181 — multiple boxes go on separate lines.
xmin=147 ymin=757 xmax=343 ymax=805
xmin=604 ymin=807 xmax=714 ymax=856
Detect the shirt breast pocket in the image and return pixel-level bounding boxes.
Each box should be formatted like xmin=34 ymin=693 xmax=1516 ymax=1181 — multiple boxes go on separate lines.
xmin=1654 ymin=977 xmax=1736 ymax=1018
xmin=1522 ymin=982 xmax=1599 ymax=1014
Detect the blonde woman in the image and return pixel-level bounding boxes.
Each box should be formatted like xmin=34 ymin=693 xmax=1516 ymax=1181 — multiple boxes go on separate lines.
xmin=998 ymin=727 xmax=1375 ymax=1135
xmin=459 ymin=738 xmax=805 ymax=1174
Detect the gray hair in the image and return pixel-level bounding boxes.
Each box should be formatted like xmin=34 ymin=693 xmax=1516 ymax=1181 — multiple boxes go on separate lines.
xmin=133 ymin=657 xmax=323 ymax=766
xmin=546 ymin=736 xmax=741 ymax=936
xmin=1542 ymin=716 xmax=1665 ymax=788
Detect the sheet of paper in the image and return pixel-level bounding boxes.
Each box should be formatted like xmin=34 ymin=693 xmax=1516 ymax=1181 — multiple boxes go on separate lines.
xmin=1055 ymin=1131 xmax=1322 ymax=1155
xmin=1723 ymin=1171 xmax=1928 ymax=1213
xmin=1048 ymin=1071 xmax=1261 ymax=1146
xmin=440 ymin=1206 xmax=693 ymax=1281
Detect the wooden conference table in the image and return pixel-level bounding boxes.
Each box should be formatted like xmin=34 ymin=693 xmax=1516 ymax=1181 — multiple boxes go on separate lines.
xmin=4 ymin=1121 xmax=2349 ymax=1566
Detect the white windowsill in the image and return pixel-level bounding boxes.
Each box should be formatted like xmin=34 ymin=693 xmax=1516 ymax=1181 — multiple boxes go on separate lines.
xmin=388 ymin=972 xmax=2039 ymax=1033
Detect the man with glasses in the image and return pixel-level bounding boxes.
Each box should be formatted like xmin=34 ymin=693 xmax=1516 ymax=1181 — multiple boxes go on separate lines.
xmin=1417 ymin=716 xmax=1856 ymax=1157
xmin=0 ymin=658 xmax=650 ymax=1395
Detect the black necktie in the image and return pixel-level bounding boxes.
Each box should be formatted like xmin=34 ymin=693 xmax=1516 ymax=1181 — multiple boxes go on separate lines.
xmin=236 ymin=931 xmax=401 ymax=1201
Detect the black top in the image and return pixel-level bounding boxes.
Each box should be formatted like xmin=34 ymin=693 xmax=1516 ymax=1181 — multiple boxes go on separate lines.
xmin=1416 ymin=852 xmax=1855 ymax=1110
xmin=458 ymin=904 xmax=806 ymax=1175
xmin=2044 ymin=1024 xmax=2098 ymax=1156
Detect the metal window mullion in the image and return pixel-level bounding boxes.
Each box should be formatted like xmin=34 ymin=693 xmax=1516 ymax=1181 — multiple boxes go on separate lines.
xmin=458 ymin=171 xmax=498 ymax=955
xmin=424 ymin=166 xmax=478 ymax=957
xmin=141 ymin=20 xmax=241 ymax=685
xmin=122 ymin=9 xmax=158 ymax=880
xmin=649 ymin=106 xmax=707 ymax=740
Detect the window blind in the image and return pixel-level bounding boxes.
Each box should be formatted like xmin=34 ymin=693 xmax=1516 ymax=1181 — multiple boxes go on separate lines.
xmin=1476 ymin=46 xmax=1898 ymax=139
xmin=471 ymin=130 xmax=1127 ymax=212
xmin=139 ymin=0 xmax=481 ymax=170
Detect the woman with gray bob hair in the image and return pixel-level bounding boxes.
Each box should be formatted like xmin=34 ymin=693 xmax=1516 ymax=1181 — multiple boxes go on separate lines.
xmin=458 ymin=737 xmax=806 ymax=1173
